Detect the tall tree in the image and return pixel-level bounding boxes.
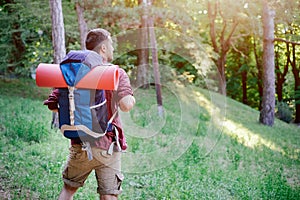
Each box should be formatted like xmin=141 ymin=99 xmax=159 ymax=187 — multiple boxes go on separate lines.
xmin=273 ymin=0 xmax=300 ymax=123
xmin=253 ymin=37 xmax=264 ymax=110
xmin=290 ymin=43 xmax=300 ymax=123
xmin=207 ymin=0 xmax=239 ymax=95
xmin=136 ymin=0 xmax=149 ymax=88
xmin=75 ymin=1 xmax=88 ymax=50
xmin=259 ymin=0 xmax=275 ymax=126
xmin=49 ymin=0 xmax=66 ymax=64
xmin=148 ymin=0 xmax=163 ymax=116
xmin=49 ymin=0 xmax=66 ymax=128
xmin=274 ymin=41 xmax=289 ymax=103
xmin=226 ymin=35 xmax=254 ymax=106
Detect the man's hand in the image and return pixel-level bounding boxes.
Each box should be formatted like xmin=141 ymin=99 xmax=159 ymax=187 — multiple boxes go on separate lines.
xmin=119 ymin=95 xmax=135 ymax=112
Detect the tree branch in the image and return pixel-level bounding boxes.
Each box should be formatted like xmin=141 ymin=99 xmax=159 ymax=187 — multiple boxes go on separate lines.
xmin=283 ymin=42 xmax=290 ymax=77
xmin=220 ymin=21 xmax=227 ymax=46
xmin=274 ymin=38 xmax=300 ymax=45
xmin=208 ymin=1 xmax=219 ymax=53
xmin=223 ymin=21 xmax=238 ymax=53
xmin=231 ymin=43 xmax=247 ymax=58
xmin=226 ymin=21 xmax=239 ymax=45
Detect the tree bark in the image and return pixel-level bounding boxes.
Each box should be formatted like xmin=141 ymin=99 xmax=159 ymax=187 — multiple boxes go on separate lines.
xmin=276 ymin=76 xmax=284 ymax=102
xmin=49 ymin=0 xmax=66 ymax=128
xmin=253 ymin=38 xmax=263 ymax=109
xmin=149 ymin=19 xmax=163 ymax=116
xmin=148 ymin=0 xmax=163 ymax=116
xmin=241 ymin=70 xmax=248 ymax=105
xmin=49 ymin=0 xmax=66 ymax=64
xmin=275 ymin=42 xmax=289 ymax=102
xmin=11 ymin=23 xmax=26 ymax=67
xmin=290 ymin=44 xmax=300 ymax=123
xmin=259 ymin=0 xmax=275 ymax=126
xmin=217 ymin=53 xmax=227 ymax=95
xmin=137 ymin=0 xmax=149 ymax=88
xmin=75 ymin=1 xmax=88 ymax=50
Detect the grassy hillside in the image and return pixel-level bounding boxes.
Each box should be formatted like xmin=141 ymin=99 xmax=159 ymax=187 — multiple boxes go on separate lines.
xmin=0 ymin=78 xmax=299 ymax=199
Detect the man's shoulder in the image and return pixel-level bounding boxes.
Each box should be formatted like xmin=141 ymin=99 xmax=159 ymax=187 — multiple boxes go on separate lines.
xmin=62 ymin=50 xmax=103 ymax=68
xmin=117 ymin=67 xmax=128 ymax=77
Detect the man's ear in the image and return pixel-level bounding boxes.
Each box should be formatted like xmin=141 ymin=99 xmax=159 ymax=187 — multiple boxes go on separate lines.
xmin=100 ymin=43 xmax=107 ymax=53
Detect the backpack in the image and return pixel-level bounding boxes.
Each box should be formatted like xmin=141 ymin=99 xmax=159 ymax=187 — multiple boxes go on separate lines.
xmin=57 ymin=50 xmax=119 ymax=142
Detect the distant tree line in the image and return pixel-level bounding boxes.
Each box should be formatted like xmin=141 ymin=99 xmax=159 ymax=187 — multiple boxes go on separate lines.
xmin=0 ymin=0 xmax=299 ymax=124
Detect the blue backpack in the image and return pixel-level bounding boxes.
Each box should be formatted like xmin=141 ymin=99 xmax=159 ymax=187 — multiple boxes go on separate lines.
xmin=58 ymin=50 xmax=116 ymax=142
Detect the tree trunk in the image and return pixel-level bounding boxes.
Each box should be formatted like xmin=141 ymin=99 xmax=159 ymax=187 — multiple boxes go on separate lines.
xmin=137 ymin=0 xmax=149 ymax=89
xmin=290 ymin=44 xmax=300 ymax=123
xmin=148 ymin=7 xmax=163 ymax=116
xmin=75 ymin=1 xmax=88 ymax=50
xmin=259 ymin=0 xmax=275 ymax=126
xmin=253 ymin=38 xmax=263 ymax=109
xmin=276 ymin=77 xmax=283 ymax=102
xmin=241 ymin=70 xmax=248 ymax=105
xmin=275 ymin=42 xmax=289 ymax=102
xmin=49 ymin=0 xmax=66 ymax=64
xmin=207 ymin=1 xmax=238 ymax=96
xmin=275 ymin=34 xmax=300 ymax=123
xmin=11 ymin=23 xmax=26 ymax=66
xmin=217 ymin=53 xmax=227 ymax=95
xmin=295 ymin=95 xmax=300 ymax=124
xmin=49 ymin=0 xmax=66 ymax=128
xmin=294 ymin=84 xmax=300 ymax=123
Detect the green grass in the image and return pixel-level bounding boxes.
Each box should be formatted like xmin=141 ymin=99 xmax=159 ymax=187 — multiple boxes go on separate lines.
xmin=0 ymin=78 xmax=300 ymax=199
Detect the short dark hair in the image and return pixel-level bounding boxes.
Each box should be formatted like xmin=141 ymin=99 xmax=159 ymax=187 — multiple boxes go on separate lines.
xmin=85 ymin=28 xmax=111 ymax=51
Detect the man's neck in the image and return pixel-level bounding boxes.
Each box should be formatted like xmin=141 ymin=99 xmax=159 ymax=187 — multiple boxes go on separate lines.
xmin=99 ymin=53 xmax=108 ymax=64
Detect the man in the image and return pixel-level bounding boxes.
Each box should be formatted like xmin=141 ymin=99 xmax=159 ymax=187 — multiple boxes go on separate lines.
xmin=45 ymin=28 xmax=135 ymax=200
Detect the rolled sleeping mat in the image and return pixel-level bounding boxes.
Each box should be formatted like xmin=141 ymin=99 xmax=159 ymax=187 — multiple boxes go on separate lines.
xmin=36 ymin=63 xmax=67 ymax=88
xmin=76 ymin=65 xmax=119 ymax=91
xmin=35 ymin=63 xmax=119 ymax=90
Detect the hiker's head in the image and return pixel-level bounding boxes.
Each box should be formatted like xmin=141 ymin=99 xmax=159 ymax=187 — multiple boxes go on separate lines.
xmin=85 ymin=28 xmax=114 ymax=62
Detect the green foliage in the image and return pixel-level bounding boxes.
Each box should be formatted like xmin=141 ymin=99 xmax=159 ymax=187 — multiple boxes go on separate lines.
xmin=0 ymin=1 xmax=53 ymax=76
xmin=276 ymin=101 xmax=293 ymax=123
xmin=0 ymin=0 xmax=299 ymax=123
xmin=0 ymin=0 xmax=80 ymax=77
xmin=113 ymin=50 xmax=138 ymax=76
xmin=21 ymin=35 xmax=53 ymax=76
xmin=169 ymin=53 xmax=198 ymax=84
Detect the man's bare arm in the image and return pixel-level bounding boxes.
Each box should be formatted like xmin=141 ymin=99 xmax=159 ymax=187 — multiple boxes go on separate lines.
xmin=119 ymin=95 xmax=135 ymax=112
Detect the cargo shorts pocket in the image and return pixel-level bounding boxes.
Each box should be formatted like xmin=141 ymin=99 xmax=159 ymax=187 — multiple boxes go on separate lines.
xmin=97 ymin=172 xmax=124 ymax=195
xmin=115 ymin=172 xmax=124 ymax=191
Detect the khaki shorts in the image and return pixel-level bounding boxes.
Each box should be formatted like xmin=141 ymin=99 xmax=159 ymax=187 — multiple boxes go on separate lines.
xmin=62 ymin=145 xmax=123 ymax=195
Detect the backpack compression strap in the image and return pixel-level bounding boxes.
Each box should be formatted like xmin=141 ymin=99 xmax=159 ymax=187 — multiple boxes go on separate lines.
xmin=60 ymin=110 xmax=118 ymax=138
xmin=68 ymin=86 xmax=75 ymax=126
xmin=60 ymin=124 xmax=107 ymax=138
